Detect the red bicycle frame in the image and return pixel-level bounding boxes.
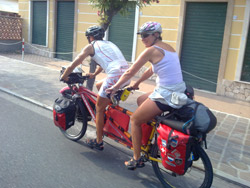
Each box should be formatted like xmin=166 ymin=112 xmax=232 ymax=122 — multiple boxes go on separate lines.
xmin=59 ymin=84 xmax=155 ymax=152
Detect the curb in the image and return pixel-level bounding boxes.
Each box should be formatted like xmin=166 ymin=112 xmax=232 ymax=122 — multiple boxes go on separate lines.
xmin=214 ymin=169 xmax=250 ymax=187
xmin=0 ymin=86 xmax=53 ymax=111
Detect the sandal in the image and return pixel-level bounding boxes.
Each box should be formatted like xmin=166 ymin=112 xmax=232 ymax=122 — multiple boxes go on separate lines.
xmin=124 ymin=157 xmax=145 ymax=170
xmin=86 ymin=139 xmax=104 ymax=151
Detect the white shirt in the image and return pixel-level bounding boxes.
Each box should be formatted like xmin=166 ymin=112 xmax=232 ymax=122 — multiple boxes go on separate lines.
xmin=91 ymin=40 xmax=129 ymax=76
xmin=149 ymin=45 xmax=187 ymax=108
xmin=152 ymin=45 xmax=183 ymax=86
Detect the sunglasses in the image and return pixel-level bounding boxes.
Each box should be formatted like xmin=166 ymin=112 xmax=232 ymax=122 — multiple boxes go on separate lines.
xmin=141 ymin=33 xmax=151 ymax=39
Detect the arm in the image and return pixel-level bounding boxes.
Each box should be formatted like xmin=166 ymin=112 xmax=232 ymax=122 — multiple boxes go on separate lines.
xmin=132 ymin=66 xmax=153 ymax=89
xmin=109 ymin=47 xmax=154 ymax=90
xmin=61 ymin=44 xmax=94 ymax=81
xmin=87 ymin=66 xmax=103 ymax=79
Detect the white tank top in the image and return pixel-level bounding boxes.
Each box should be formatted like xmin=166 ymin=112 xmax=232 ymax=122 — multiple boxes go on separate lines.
xmin=91 ymin=40 xmax=129 ymax=75
xmin=152 ymin=45 xmax=183 ymax=86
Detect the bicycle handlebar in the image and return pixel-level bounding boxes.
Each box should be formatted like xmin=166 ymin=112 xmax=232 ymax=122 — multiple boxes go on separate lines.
xmin=108 ymin=87 xmax=137 ymax=106
xmin=60 ymin=67 xmax=89 ymax=85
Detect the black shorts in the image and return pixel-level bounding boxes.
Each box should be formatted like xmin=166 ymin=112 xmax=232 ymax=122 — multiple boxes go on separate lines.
xmin=155 ymin=101 xmax=173 ymax=112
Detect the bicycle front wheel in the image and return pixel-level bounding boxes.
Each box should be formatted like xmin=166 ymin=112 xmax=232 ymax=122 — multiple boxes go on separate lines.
xmin=151 ymin=143 xmax=213 ymax=188
xmin=60 ymin=99 xmax=88 ymax=141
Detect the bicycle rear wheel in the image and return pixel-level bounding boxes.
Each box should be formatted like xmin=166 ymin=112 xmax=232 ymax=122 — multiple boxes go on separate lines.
xmin=151 ymin=143 xmax=213 ymax=188
xmin=60 ymin=99 xmax=88 ymax=141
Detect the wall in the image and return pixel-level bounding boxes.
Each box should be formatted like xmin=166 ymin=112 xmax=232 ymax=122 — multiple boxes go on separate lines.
xmin=75 ymin=0 xmax=99 ymax=54
xmin=134 ymin=0 xmax=181 ymax=78
xmin=225 ymin=0 xmax=246 ymax=80
xmin=222 ymin=80 xmax=250 ymax=101
xmin=48 ymin=0 xmax=54 ymax=52
xmin=0 ymin=11 xmax=22 ymax=52
xmin=136 ymin=0 xmax=180 ymax=59
xmin=18 ymin=0 xmax=29 ymax=43
xmin=222 ymin=0 xmax=250 ymax=101
xmin=0 ymin=0 xmax=18 ymax=13
xmin=0 ymin=11 xmax=22 ymax=40
xmin=17 ymin=0 xmax=250 ymax=101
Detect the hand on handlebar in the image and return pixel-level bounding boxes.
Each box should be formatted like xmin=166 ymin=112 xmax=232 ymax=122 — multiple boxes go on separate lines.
xmin=86 ymin=73 xmax=95 ymax=79
xmin=106 ymin=86 xmax=119 ymax=95
xmin=106 ymin=86 xmax=136 ymax=106
xmin=131 ymin=83 xmax=140 ymax=90
xmin=106 ymin=86 xmax=135 ymax=96
xmin=105 ymin=86 xmax=119 ymax=104
xmin=60 ymin=75 xmax=69 ymax=82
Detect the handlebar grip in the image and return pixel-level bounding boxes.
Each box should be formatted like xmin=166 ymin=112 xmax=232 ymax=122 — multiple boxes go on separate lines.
xmin=126 ymin=87 xmax=134 ymax=91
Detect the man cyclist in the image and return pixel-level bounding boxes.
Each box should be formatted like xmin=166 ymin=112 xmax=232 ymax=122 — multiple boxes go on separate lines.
xmin=61 ymin=25 xmax=130 ymax=150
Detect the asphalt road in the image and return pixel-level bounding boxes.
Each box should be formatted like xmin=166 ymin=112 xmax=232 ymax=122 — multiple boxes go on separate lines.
xmin=0 ymin=90 xmax=247 ymax=188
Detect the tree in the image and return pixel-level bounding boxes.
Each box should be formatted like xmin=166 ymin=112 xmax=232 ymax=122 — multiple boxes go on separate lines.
xmin=89 ymin=0 xmax=160 ymax=31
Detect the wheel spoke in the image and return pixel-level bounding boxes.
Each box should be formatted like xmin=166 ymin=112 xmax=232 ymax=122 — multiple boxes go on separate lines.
xmin=60 ymin=99 xmax=88 ymax=141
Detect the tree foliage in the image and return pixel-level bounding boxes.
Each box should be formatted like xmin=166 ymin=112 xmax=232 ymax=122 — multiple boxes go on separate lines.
xmin=89 ymin=0 xmax=160 ymax=31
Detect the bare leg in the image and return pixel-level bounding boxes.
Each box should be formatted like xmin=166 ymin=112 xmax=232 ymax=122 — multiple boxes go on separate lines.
xmin=137 ymin=92 xmax=152 ymax=106
xmin=129 ymin=98 xmax=162 ymax=161
xmin=95 ymin=95 xmax=110 ymax=143
xmin=96 ymin=80 xmax=104 ymax=91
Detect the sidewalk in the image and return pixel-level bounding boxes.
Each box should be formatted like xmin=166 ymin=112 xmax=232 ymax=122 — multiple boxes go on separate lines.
xmin=0 ymin=55 xmax=250 ymax=187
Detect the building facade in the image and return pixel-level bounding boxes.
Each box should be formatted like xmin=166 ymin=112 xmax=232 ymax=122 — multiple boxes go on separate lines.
xmin=18 ymin=0 xmax=250 ymax=101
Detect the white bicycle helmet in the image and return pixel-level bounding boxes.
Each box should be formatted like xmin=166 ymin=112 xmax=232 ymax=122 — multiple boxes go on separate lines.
xmin=137 ymin=21 xmax=162 ymax=34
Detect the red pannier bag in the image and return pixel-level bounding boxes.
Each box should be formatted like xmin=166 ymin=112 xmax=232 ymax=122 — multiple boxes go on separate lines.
xmin=104 ymin=107 xmax=130 ymax=136
xmin=157 ymin=123 xmax=193 ymax=175
xmin=53 ymin=96 xmax=76 ymax=130
xmin=141 ymin=123 xmax=153 ymax=146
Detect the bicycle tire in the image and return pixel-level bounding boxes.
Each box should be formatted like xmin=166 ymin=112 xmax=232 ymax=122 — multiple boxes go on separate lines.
xmin=151 ymin=142 xmax=213 ymax=188
xmin=60 ymin=99 xmax=88 ymax=141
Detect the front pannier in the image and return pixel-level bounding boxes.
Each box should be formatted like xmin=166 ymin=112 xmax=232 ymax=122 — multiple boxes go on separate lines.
xmin=53 ymin=96 xmax=76 ymax=130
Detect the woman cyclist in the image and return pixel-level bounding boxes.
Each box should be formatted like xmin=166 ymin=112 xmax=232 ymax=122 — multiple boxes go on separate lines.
xmin=61 ymin=25 xmax=130 ymax=150
xmin=106 ymin=21 xmax=187 ymax=169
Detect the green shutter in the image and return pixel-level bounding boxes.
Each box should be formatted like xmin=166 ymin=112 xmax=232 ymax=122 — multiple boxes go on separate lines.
xmin=32 ymin=1 xmax=47 ymax=46
xmin=56 ymin=1 xmax=75 ymax=61
xmin=108 ymin=3 xmax=135 ymax=61
xmin=241 ymin=25 xmax=250 ymax=82
xmin=180 ymin=3 xmax=227 ymax=92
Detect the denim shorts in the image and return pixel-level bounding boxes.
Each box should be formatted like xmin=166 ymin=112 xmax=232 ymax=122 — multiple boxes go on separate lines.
xmin=154 ymin=101 xmax=173 ymax=112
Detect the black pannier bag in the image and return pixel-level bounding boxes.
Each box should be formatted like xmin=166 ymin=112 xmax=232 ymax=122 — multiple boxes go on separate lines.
xmin=53 ymin=96 xmax=76 ymax=130
xmin=174 ymin=99 xmax=217 ymax=136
